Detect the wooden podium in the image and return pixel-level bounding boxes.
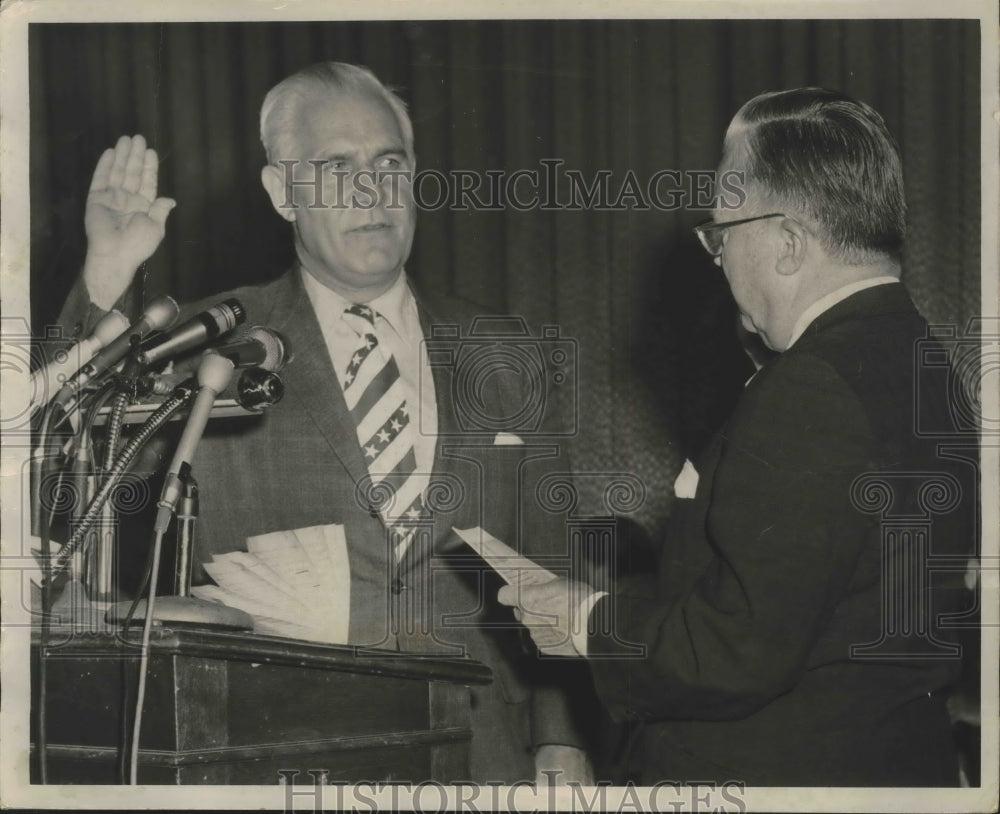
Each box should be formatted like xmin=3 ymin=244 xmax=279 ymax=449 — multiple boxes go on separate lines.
xmin=32 ymin=627 xmax=492 ymax=784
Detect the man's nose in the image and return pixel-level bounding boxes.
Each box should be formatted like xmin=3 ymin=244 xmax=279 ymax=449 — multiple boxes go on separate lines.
xmin=374 ymin=168 xmax=408 ymax=209
xmin=344 ymin=168 xmax=386 ymax=209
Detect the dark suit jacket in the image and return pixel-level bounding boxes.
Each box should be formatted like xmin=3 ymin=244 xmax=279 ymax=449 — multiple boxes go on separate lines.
xmin=60 ymin=269 xmax=583 ymax=782
xmin=588 ymin=283 xmax=976 ymax=786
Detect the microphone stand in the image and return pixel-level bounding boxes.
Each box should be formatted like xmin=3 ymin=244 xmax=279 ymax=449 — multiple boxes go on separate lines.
xmin=73 ymin=381 xmax=122 ymax=613
xmin=47 ymin=383 xmax=197 ymax=583
xmin=105 ymin=354 xmax=252 ymax=631
xmin=100 ymin=355 xmax=252 ymax=783
xmin=108 ymin=492 xmax=252 ymax=628
xmin=174 ymin=474 xmax=198 ymax=597
xmin=68 ymin=343 xmax=143 ymax=613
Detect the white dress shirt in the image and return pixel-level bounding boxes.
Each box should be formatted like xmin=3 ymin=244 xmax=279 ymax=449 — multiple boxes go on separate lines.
xmin=301 ymin=268 xmax=438 ymax=478
xmin=787 ymin=276 xmax=900 ymax=348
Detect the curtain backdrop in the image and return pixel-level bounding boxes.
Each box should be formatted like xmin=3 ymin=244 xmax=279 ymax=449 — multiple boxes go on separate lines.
xmin=29 ymin=19 xmax=981 ymax=540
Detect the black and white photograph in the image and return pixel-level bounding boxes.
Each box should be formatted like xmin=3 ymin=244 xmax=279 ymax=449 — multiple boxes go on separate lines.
xmin=1 ymin=1 xmax=997 ymax=811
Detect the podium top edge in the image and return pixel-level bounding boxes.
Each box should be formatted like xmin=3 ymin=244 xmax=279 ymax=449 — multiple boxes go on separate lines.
xmin=33 ymin=627 xmax=494 ymax=685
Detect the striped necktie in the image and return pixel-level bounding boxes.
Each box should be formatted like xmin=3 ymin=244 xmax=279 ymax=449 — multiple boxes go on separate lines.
xmin=342 ymin=304 xmax=425 ymax=552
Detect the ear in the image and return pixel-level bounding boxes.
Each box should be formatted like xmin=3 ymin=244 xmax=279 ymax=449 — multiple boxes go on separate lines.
xmin=261 ymin=165 xmax=296 ymax=222
xmin=775 ymin=216 xmax=808 ymax=276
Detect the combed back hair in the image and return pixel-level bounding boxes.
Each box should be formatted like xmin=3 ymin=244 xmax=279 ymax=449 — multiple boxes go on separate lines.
xmin=725 ymin=87 xmax=906 ymax=264
xmin=260 ymin=61 xmax=414 ymax=166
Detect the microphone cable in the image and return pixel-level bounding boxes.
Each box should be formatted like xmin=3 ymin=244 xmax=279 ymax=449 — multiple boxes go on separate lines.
xmin=48 ymin=384 xmax=197 ymax=584
xmin=115 ymin=530 xmax=158 ymax=784
xmin=128 ymin=526 xmax=168 ymax=784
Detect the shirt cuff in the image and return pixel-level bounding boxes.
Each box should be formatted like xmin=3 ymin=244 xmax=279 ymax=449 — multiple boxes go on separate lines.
xmin=571 ymin=590 xmax=608 ymax=656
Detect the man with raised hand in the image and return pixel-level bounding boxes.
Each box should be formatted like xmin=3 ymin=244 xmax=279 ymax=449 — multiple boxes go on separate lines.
xmin=59 ymin=62 xmax=590 ymax=785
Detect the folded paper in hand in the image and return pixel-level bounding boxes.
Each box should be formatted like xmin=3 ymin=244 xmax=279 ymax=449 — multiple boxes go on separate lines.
xmin=452 ymin=526 xmax=557 ymax=586
xmin=192 ymin=524 xmax=350 ymax=643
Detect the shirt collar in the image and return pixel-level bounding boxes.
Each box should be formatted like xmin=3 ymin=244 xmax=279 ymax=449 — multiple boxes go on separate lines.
xmin=787 ymin=276 xmax=900 ymax=349
xmin=300 ymin=268 xmax=417 ymax=344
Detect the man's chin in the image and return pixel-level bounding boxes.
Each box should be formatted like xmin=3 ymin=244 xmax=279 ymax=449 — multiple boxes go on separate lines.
xmin=356 ymin=256 xmax=407 ymax=282
xmin=301 ymin=259 xmax=404 ymax=298
xmin=740 ymin=316 xmax=781 ymax=351
xmin=349 ymin=263 xmax=404 ymax=288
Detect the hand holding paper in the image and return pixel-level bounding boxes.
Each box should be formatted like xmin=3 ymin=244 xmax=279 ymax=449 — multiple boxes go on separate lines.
xmin=452 ymin=526 xmax=558 ymax=586
xmin=454 ymin=526 xmax=589 ymax=657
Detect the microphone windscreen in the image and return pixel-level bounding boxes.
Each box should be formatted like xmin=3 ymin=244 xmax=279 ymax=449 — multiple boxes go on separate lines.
xmin=231 ymin=326 xmax=288 ymax=372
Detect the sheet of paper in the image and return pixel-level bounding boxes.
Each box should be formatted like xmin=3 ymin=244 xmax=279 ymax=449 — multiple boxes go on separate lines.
xmin=223 ymin=551 xmax=302 ymax=601
xmin=202 ymin=557 xmax=309 ymax=619
xmin=316 ymin=525 xmax=350 ymax=643
xmin=189 ymin=584 xmax=294 ymax=630
xmin=247 ymin=532 xmax=330 ymax=606
xmin=294 ymin=525 xmax=337 ymax=577
xmin=452 ymin=526 xmax=558 ymax=586
xmin=199 ymin=524 xmax=351 ymax=645
xmin=293 ymin=525 xmax=351 ymax=635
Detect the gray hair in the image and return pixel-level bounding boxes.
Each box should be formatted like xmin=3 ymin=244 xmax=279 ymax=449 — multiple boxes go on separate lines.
xmin=260 ymin=61 xmax=414 ymax=166
xmin=725 ymin=87 xmax=906 ymax=264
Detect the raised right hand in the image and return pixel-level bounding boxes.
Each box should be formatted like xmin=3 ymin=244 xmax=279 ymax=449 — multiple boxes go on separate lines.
xmin=83 ymin=135 xmax=176 ymax=309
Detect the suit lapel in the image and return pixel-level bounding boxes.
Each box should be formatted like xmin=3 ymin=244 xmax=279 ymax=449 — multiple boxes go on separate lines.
xmin=267 ymin=269 xmax=373 ymax=492
xmin=403 ymin=291 xmax=465 ymax=564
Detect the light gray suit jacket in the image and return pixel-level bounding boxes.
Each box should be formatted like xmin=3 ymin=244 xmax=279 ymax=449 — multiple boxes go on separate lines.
xmin=59 ymin=268 xmax=585 ymax=781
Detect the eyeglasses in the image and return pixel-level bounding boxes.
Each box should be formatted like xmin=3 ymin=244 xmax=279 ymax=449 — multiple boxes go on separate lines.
xmin=694 ymin=213 xmax=786 ymax=257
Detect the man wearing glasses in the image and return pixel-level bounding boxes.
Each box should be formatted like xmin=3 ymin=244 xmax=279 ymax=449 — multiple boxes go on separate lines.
xmin=501 ymin=88 xmax=976 ymax=785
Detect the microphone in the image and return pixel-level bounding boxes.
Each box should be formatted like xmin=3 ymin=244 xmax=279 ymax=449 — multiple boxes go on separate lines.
xmin=153 ymin=353 xmax=235 ymax=532
xmin=205 ymin=326 xmax=288 ymax=372
xmin=137 ymin=327 xmax=288 ymax=393
xmin=54 ymin=296 xmax=180 ymax=407
xmin=158 ymin=326 xmax=287 ymax=412
xmin=235 ymin=367 xmax=285 ymax=411
xmin=30 ymin=309 xmax=130 ymax=413
xmin=135 ymin=298 xmax=246 ymax=368
xmin=139 ymin=366 xmax=285 ymax=413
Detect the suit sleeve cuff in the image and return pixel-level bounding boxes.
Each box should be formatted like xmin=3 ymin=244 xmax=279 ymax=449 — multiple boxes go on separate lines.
xmin=571 ymin=590 xmax=608 ymax=656
xmin=58 ymin=278 xmax=112 ymax=340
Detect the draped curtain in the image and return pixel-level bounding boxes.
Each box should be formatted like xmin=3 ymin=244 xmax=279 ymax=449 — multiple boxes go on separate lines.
xmin=29 ymin=19 xmax=981 ymax=540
